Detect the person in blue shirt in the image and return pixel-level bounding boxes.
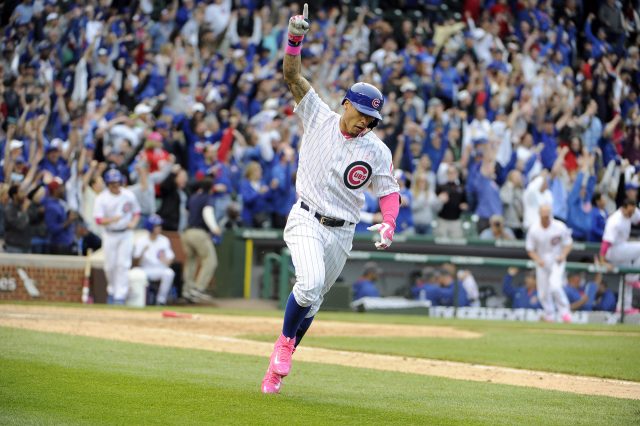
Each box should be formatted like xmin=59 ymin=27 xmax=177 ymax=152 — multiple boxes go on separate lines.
xmin=563 ymin=271 xmax=598 ymax=312
xmin=269 ymin=147 xmax=297 ymax=229
xmin=467 ymin=147 xmax=502 ymax=233
xmin=39 ymin=140 xmax=70 ymax=182
xmin=239 ymin=161 xmax=272 ymax=228
xmin=411 ymin=267 xmax=442 ymax=303
xmin=394 ymin=170 xmax=414 ymax=234
xmin=502 ymin=268 xmax=542 ymax=309
xmin=44 ymin=178 xmax=77 ymax=255
xmin=433 ymin=54 xmax=460 ymax=104
xmin=352 ymin=262 xmax=383 ymax=301
xmin=438 ymin=268 xmax=469 ymax=307
xmin=355 ymin=187 xmax=380 ymax=234
xmin=590 ymin=192 xmax=608 ymax=242
xmin=567 ymin=168 xmax=596 ymax=241
xmin=532 ymin=114 xmax=558 ymax=170
xmin=584 ymin=14 xmax=612 ymax=59
xmin=593 ymin=278 xmax=617 ymax=312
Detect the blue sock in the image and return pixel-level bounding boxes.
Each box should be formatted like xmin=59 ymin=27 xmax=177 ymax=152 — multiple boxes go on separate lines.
xmin=282 ymin=293 xmax=311 ymax=339
xmin=295 ymin=315 xmax=315 ymax=347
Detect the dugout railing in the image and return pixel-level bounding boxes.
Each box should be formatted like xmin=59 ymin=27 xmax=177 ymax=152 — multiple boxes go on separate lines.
xmin=261 ymin=248 xmax=640 ymax=324
xmin=220 ymin=228 xmax=601 ymax=298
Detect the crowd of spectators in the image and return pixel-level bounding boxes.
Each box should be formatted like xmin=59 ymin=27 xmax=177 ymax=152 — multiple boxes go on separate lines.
xmin=0 ymin=0 xmax=639 ymax=258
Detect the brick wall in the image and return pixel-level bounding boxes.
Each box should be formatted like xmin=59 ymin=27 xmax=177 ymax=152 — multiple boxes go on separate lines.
xmin=0 ymin=256 xmax=86 ymax=303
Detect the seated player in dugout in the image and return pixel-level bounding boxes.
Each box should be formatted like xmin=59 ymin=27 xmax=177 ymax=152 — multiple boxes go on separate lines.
xmin=352 ymin=261 xmax=383 ymax=301
xmin=261 ymin=4 xmax=401 ymax=394
xmin=502 ymin=267 xmax=542 ymax=310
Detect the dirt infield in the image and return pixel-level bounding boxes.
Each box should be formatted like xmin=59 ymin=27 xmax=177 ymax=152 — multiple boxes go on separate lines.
xmin=1 ymin=304 xmax=639 ymax=400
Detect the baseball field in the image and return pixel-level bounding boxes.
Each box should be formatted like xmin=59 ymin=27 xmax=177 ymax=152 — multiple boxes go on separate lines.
xmin=1 ymin=302 xmax=639 ymax=425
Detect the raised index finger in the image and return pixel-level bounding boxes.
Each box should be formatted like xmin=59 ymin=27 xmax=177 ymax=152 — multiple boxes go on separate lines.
xmin=303 ymin=3 xmax=308 ymax=20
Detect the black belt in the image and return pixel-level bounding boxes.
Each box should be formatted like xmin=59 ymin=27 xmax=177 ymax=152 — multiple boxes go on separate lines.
xmin=300 ymin=201 xmax=352 ymax=227
xmin=107 ymin=228 xmax=129 ymax=233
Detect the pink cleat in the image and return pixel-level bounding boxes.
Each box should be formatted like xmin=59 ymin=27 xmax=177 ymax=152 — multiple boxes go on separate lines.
xmin=261 ymin=368 xmax=282 ymax=394
xmin=561 ymin=313 xmax=572 ymax=323
xmin=269 ymin=334 xmax=296 ymax=376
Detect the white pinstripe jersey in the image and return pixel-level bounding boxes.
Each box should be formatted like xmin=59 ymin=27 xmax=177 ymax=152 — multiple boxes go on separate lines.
xmin=602 ymin=208 xmax=640 ymax=245
xmin=294 ymin=88 xmax=399 ymax=224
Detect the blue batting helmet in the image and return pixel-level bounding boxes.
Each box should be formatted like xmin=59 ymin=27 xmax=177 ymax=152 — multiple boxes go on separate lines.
xmin=144 ymin=214 xmax=163 ymax=232
xmin=104 ymin=168 xmax=123 ymax=184
xmin=342 ymin=82 xmax=384 ymax=128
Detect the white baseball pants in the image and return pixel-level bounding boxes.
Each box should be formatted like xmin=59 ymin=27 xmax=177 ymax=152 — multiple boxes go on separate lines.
xmin=144 ymin=267 xmax=175 ymax=304
xmin=284 ymin=201 xmax=354 ymax=317
xmin=606 ymin=242 xmax=640 ymax=311
xmin=103 ymin=230 xmax=133 ymax=302
xmin=535 ymin=261 xmax=570 ymax=320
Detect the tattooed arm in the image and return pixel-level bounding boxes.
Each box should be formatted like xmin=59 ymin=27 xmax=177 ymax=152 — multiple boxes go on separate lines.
xmin=283 ymin=53 xmax=311 ymax=104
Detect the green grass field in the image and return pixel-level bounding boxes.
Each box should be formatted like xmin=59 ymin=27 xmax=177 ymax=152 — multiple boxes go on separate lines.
xmin=1 ymin=305 xmax=640 ymax=425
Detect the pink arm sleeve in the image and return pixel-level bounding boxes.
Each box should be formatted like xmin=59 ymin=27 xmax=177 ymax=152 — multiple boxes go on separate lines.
xmin=379 ymin=192 xmax=400 ymax=227
xmin=600 ymin=241 xmax=612 ymax=258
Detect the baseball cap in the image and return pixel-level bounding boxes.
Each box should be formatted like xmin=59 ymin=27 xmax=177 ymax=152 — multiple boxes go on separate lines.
xmin=147 ymin=131 xmax=162 ymax=143
xmin=9 ymin=140 xmax=23 ymax=150
xmin=264 ymin=98 xmax=279 ymax=110
xmin=46 ymin=139 xmax=62 ymax=152
xmin=46 ymin=12 xmax=59 ymax=22
xmin=192 ymin=102 xmax=205 ymax=113
xmin=457 ymin=90 xmax=470 ymax=102
xmin=362 ymin=261 xmax=382 ymax=275
xmin=48 ymin=177 xmax=63 ymax=193
xmin=400 ymin=81 xmax=417 ymax=93
xmin=428 ymin=97 xmax=443 ymax=107
xmin=98 ymin=48 xmax=108 ymax=56
xmin=134 ymin=103 xmax=152 ymax=115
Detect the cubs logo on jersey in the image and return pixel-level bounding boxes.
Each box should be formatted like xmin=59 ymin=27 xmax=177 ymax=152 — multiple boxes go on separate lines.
xmin=343 ymin=161 xmax=372 ymax=190
xmin=122 ymin=202 xmax=132 ymax=213
xmin=550 ymin=235 xmax=561 ymax=246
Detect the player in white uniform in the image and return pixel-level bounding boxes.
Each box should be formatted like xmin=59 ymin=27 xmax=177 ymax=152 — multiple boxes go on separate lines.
xmin=133 ymin=215 xmax=175 ymax=305
xmin=599 ymin=199 xmax=640 ymax=314
xmin=94 ymin=169 xmax=141 ymax=304
xmin=261 ymin=3 xmax=400 ymax=394
xmin=526 ymin=204 xmax=573 ymax=322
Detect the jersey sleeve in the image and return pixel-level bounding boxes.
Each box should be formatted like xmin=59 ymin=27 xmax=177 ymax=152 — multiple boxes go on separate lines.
xmin=93 ymin=195 xmax=105 ymax=223
xmin=525 ymin=228 xmax=535 ymax=252
xmin=371 ymin=148 xmax=400 ymax=198
xmin=163 ymin=237 xmax=175 ymax=262
xmin=562 ymin=224 xmax=574 ymax=246
xmin=293 ymin=88 xmax=333 ymax=135
xmin=133 ymin=238 xmax=146 ymax=258
xmin=632 ymin=208 xmax=640 ymax=224
xmin=129 ymin=191 xmax=142 ymax=215
xmin=602 ymin=218 xmax=616 ymax=244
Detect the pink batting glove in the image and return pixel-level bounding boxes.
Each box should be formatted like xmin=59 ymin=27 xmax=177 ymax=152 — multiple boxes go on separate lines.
xmin=367 ymin=221 xmax=395 ymax=250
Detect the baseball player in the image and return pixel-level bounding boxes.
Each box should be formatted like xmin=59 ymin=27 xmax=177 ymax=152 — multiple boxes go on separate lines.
xmin=133 ymin=215 xmax=175 ymax=305
xmin=94 ymin=169 xmax=141 ymax=304
xmin=599 ymin=199 xmax=640 ymax=314
xmin=261 ymin=3 xmax=400 ymax=394
xmin=525 ymin=204 xmax=573 ymax=322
